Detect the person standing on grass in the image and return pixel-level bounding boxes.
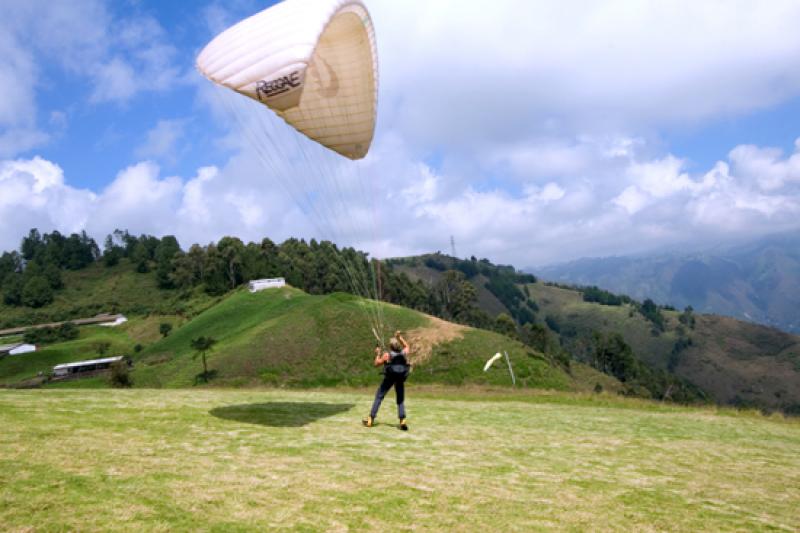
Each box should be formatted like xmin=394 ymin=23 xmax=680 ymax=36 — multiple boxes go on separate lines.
xmin=363 ymin=330 xmax=411 ymax=430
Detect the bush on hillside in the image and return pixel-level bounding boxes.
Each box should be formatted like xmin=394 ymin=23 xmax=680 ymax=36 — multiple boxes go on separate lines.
xmin=638 ymin=299 xmax=665 ymax=331
xmin=21 ymin=276 xmax=53 ymax=308
xmin=23 ymin=322 xmax=79 ymax=344
xmin=109 ymin=359 xmax=132 ymax=388
xmin=2 ymin=273 xmax=23 ymax=305
xmin=424 ymin=257 xmax=447 ymax=271
xmin=582 ymin=286 xmax=628 ymax=306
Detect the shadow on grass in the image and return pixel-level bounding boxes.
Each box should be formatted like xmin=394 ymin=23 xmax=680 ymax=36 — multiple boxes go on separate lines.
xmin=209 ymin=402 xmax=355 ymax=427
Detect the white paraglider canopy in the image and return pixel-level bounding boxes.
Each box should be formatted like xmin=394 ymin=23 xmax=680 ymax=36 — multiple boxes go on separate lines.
xmin=197 ymin=0 xmax=387 ymax=341
xmin=197 ymin=0 xmax=378 ymax=160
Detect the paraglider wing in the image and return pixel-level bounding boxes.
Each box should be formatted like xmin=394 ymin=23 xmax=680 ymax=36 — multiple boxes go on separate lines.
xmin=196 ymin=0 xmax=378 ymax=160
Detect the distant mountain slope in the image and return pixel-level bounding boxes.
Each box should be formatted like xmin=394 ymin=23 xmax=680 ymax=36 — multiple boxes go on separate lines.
xmin=528 ymin=282 xmax=800 ymax=412
xmin=392 ymin=254 xmax=800 ymax=412
xmin=534 ymin=233 xmax=800 ymax=333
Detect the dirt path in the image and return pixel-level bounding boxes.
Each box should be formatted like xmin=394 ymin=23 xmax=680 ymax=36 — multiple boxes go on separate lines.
xmin=405 ymin=316 xmax=467 ymax=365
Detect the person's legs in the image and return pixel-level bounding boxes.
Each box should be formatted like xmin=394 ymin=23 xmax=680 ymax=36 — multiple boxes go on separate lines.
xmin=395 ymin=378 xmax=406 ymax=419
xmin=369 ymin=374 xmax=394 ymax=419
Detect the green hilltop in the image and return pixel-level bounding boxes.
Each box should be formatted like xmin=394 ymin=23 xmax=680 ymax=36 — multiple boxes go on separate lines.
xmin=131 ymin=286 xmax=574 ymax=390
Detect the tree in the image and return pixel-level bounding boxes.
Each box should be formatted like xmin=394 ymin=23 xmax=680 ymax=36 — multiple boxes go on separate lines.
xmin=20 ymin=228 xmax=43 ymax=261
xmin=109 ymin=359 xmax=132 ymax=388
xmin=2 ymin=273 xmax=24 ymax=306
xmin=521 ymin=323 xmax=549 ymax=353
xmin=43 ymin=263 xmax=63 ymax=289
xmin=0 ymin=251 xmax=22 ymax=281
xmin=159 ymin=323 xmax=173 ymax=338
xmin=131 ymin=242 xmax=150 ymax=273
xmin=592 ymin=332 xmax=638 ymax=382
xmin=217 ymin=236 xmax=245 ymax=289
xmin=679 ymin=306 xmax=696 ymax=329
xmin=494 ymin=313 xmax=517 ymax=339
xmin=639 ymin=298 xmax=665 ymax=331
xmin=155 ymin=236 xmax=181 ymax=288
xmin=21 ymin=276 xmax=54 ymax=308
xmin=103 ymin=234 xmax=123 ymax=267
xmin=190 ymin=336 xmax=217 ymax=382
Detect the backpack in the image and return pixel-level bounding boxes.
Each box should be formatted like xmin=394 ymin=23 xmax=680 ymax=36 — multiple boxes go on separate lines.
xmin=385 ymin=350 xmax=410 ymax=378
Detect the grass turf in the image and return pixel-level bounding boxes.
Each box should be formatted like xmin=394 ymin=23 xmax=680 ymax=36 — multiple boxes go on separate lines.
xmin=1 ymin=388 xmax=798 ymax=531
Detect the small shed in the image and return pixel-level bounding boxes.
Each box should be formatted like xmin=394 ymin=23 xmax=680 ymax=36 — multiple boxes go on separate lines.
xmin=99 ymin=315 xmax=128 ymax=327
xmin=53 ymin=356 xmax=126 ymax=378
xmin=248 ymin=277 xmax=286 ymax=292
xmin=0 ymin=343 xmax=37 ymax=356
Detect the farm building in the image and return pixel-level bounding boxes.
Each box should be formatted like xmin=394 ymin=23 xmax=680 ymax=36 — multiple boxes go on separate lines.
xmin=53 ymin=356 xmax=128 ymax=378
xmin=0 ymin=343 xmax=37 ymax=356
xmin=99 ymin=315 xmax=128 ymax=327
xmin=248 ymin=278 xmax=286 ymax=292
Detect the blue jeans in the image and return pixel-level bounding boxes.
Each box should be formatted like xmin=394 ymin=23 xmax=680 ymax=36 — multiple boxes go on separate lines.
xmin=370 ymin=371 xmax=406 ymax=419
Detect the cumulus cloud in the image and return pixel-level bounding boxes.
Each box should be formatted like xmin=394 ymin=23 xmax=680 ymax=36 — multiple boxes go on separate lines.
xmin=2 ymin=132 xmax=800 ymax=267
xmin=371 ymin=0 xmax=800 ymax=152
xmin=0 ymin=0 xmax=186 ymax=159
xmin=89 ymin=15 xmax=183 ymax=104
xmin=135 ymin=119 xmax=188 ymax=162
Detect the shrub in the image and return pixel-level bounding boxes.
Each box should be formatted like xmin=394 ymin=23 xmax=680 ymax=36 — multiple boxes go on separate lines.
xmin=159 ymin=323 xmax=173 ymax=338
xmin=21 ymin=276 xmax=54 ymax=308
xmin=109 ymin=360 xmax=132 ymax=388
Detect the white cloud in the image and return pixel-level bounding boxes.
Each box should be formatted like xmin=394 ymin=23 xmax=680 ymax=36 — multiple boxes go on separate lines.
xmin=2 ymin=130 xmax=800 ymax=267
xmin=135 ymin=119 xmax=187 ymax=162
xmin=0 ymin=0 xmax=186 ymax=159
xmin=371 ymin=0 xmax=800 ymax=152
xmin=89 ymin=15 xmax=183 ymax=104
xmin=728 ymin=140 xmax=800 ymax=192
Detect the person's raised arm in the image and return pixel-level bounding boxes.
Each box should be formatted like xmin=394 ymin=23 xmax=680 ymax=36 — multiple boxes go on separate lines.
xmin=395 ymin=330 xmax=410 ymax=354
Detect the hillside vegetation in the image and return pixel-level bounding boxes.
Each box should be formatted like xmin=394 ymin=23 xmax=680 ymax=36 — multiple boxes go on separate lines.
xmin=2 ymin=283 xmax=610 ymax=393
xmin=392 ymin=253 xmax=800 ymax=412
xmin=5 ymin=229 xmax=798 ymax=412
xmin=1 ymin=388 xmax=798 ymax=531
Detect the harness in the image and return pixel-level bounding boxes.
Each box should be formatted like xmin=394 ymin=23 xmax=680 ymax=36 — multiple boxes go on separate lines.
xmin=385 ymin=350 xmax=410 ymax=377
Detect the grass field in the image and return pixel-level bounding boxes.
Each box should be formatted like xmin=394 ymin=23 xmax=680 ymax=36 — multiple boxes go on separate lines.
xmin=1 ymin=388 xmax=798 ymax=531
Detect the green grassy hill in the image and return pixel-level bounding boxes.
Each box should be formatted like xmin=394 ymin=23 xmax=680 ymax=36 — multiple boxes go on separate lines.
xmin=1 ymin=388 xmax=798 ymax=531
xmin=2 ymin=283 xmax=612 ymax=393
xmin=132 ymin=286 xmax=574 ymax=390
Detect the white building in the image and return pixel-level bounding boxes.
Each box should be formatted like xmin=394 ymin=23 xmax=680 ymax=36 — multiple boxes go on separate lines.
xmin=99 ymin=315 xmax=128 ymax=327
xmin=248 ymin=277 xmax=286 ymax=292
xmin=53 ymin=356 xmax=126 ymax=378
xmin=0 ymin=343 xmax=37 ymax=356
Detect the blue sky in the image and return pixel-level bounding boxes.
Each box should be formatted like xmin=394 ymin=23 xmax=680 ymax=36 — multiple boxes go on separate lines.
xmin=2 ymin=0 xmax=800 ymax=267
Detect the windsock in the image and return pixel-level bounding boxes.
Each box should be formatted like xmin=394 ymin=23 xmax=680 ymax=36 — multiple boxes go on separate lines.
xmin=483 ymin=352 xmax=503 ymax=372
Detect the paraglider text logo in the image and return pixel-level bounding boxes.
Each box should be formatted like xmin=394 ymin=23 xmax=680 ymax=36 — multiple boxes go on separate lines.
xmin=256 ymin=72 xmax=301 ymax=100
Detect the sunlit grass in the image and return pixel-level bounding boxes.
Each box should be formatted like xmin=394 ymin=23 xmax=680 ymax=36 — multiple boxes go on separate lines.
xmin=1 ymin=388 xmax=797 ymax=531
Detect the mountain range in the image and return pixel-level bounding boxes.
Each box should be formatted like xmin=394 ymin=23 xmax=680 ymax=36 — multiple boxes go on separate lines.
xmin=533 ymin=232 xmax=800 ymax=334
